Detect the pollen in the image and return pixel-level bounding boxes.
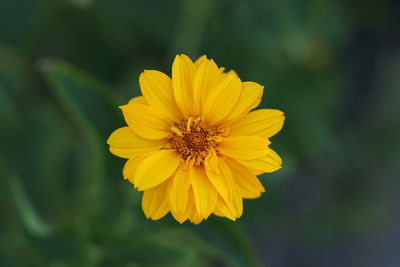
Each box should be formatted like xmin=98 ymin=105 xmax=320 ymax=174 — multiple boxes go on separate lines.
xmin=169 ymin=117 xmax=225 ymax=166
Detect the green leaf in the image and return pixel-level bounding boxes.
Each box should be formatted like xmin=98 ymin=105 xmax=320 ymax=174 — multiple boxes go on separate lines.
xmin=8 ymin=174 xmax=52 ymax=238
xmin=41 ymin=59 xmax=120 ymax=221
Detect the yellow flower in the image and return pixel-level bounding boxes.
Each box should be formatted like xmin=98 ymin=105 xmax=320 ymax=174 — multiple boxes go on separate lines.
xmin=107 ymin=54 xmax=285 ymax=224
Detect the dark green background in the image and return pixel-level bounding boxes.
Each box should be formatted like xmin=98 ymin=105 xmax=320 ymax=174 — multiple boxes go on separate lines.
xmin=1 ymin=0 xmax=399 ymax=266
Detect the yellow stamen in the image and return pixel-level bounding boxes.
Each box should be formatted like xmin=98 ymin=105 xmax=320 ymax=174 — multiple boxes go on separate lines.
xmin=170 ymin=127 xmax=183 ymax=136
xmin=187 ymin=117 xmax=193 ymax=132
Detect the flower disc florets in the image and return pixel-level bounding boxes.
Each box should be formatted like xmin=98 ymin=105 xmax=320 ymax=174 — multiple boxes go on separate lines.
xmin=169 ymin=117 xmax=225 ymax=166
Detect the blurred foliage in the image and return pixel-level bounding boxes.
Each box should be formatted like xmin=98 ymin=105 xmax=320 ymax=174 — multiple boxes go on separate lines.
xmin=1 ymin=0 xmax=399 ymax=266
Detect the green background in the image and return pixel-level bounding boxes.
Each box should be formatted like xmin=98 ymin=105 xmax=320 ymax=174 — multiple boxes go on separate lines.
xmin=1 ymin=0 xmax=399 ymax=266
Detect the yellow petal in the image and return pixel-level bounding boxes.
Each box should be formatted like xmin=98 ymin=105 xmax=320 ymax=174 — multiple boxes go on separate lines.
xmin=221 ymin=81 xmax=263 ymax=125
xmin=237 ymin=148 xmax=282 ymax=175
xmin=220 ymin=69 xmax=237 ymax=81
xmin=139 ymin=70 xmax=179 ymax=121
xmin=186 ymin=188 xmax=204 ymax=224
xmin=168 ymin=168 xmax=191 ymax=216
xmin=226 ymin=158 xmax=265 ymax=199
xmin=190 ymin=217 xmax=203 ymax=224
xmin=128 ymin=96 xmax=147 ymax=105
xmin=135 ymin=150 xmax=180 ymax=190
xmin=213 ymin=192 xmax=243 ymax=221
xmin=188 ymin=211 xmax=203 ymax=224
xmin=212 ymin=198 xmax=227 ymax=218
xmin=194 ymin=55 xmax=207 ymax=68
xmin=122 ymin=154 xmax=147 ymax=183
xmin=232 ymin=194 xmax=243 ymax=218
xmin=204 ymin=148 xmax=218 ymax=173
xmin=190 ymin=166 xmax=217 ymax=219
xmin=213 ymin=196 xmax=235 ymax=220
xmin=107 ymin=127 xmax=166 ymax=158
xmin=170 ymin=209 xmax=187 ymax=224
xmin=120 ymin=103 xmax=171 ymax=140
xmin=218 ymin=136 xmax=270 ymax=160
xmin=229 ymin=109 xmax=285 ymax=138
xmin=205 ymin=157 xmax=236 ymax=201
xmin=170 ymin=187 xmax=196 ymax=224
xmin=142 ymin=181 xmax=170 ymax=220
xmin=202 ymin=73 xmax=241 ymax=125
xmin=172 ymin=54 xmax=196 ymax=117
xmin=193 ymin=58 xmax=220 ymax=114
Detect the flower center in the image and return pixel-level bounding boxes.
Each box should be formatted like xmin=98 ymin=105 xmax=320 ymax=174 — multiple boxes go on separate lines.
xmin=169 ymin=117 xmax=225 ymax=167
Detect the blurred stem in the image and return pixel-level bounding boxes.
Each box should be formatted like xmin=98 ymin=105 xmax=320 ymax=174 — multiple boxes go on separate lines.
xmin=218 ymin=220 xmax=262 ymax=267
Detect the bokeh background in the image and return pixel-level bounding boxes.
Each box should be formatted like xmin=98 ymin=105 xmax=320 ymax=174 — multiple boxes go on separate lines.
xmin=1 ymin=0 xmax=399 ymax=266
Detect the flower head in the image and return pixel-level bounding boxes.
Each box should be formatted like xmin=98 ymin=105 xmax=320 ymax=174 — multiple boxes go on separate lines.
xmin=107 ymin=54 xmax=285 ymax=224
